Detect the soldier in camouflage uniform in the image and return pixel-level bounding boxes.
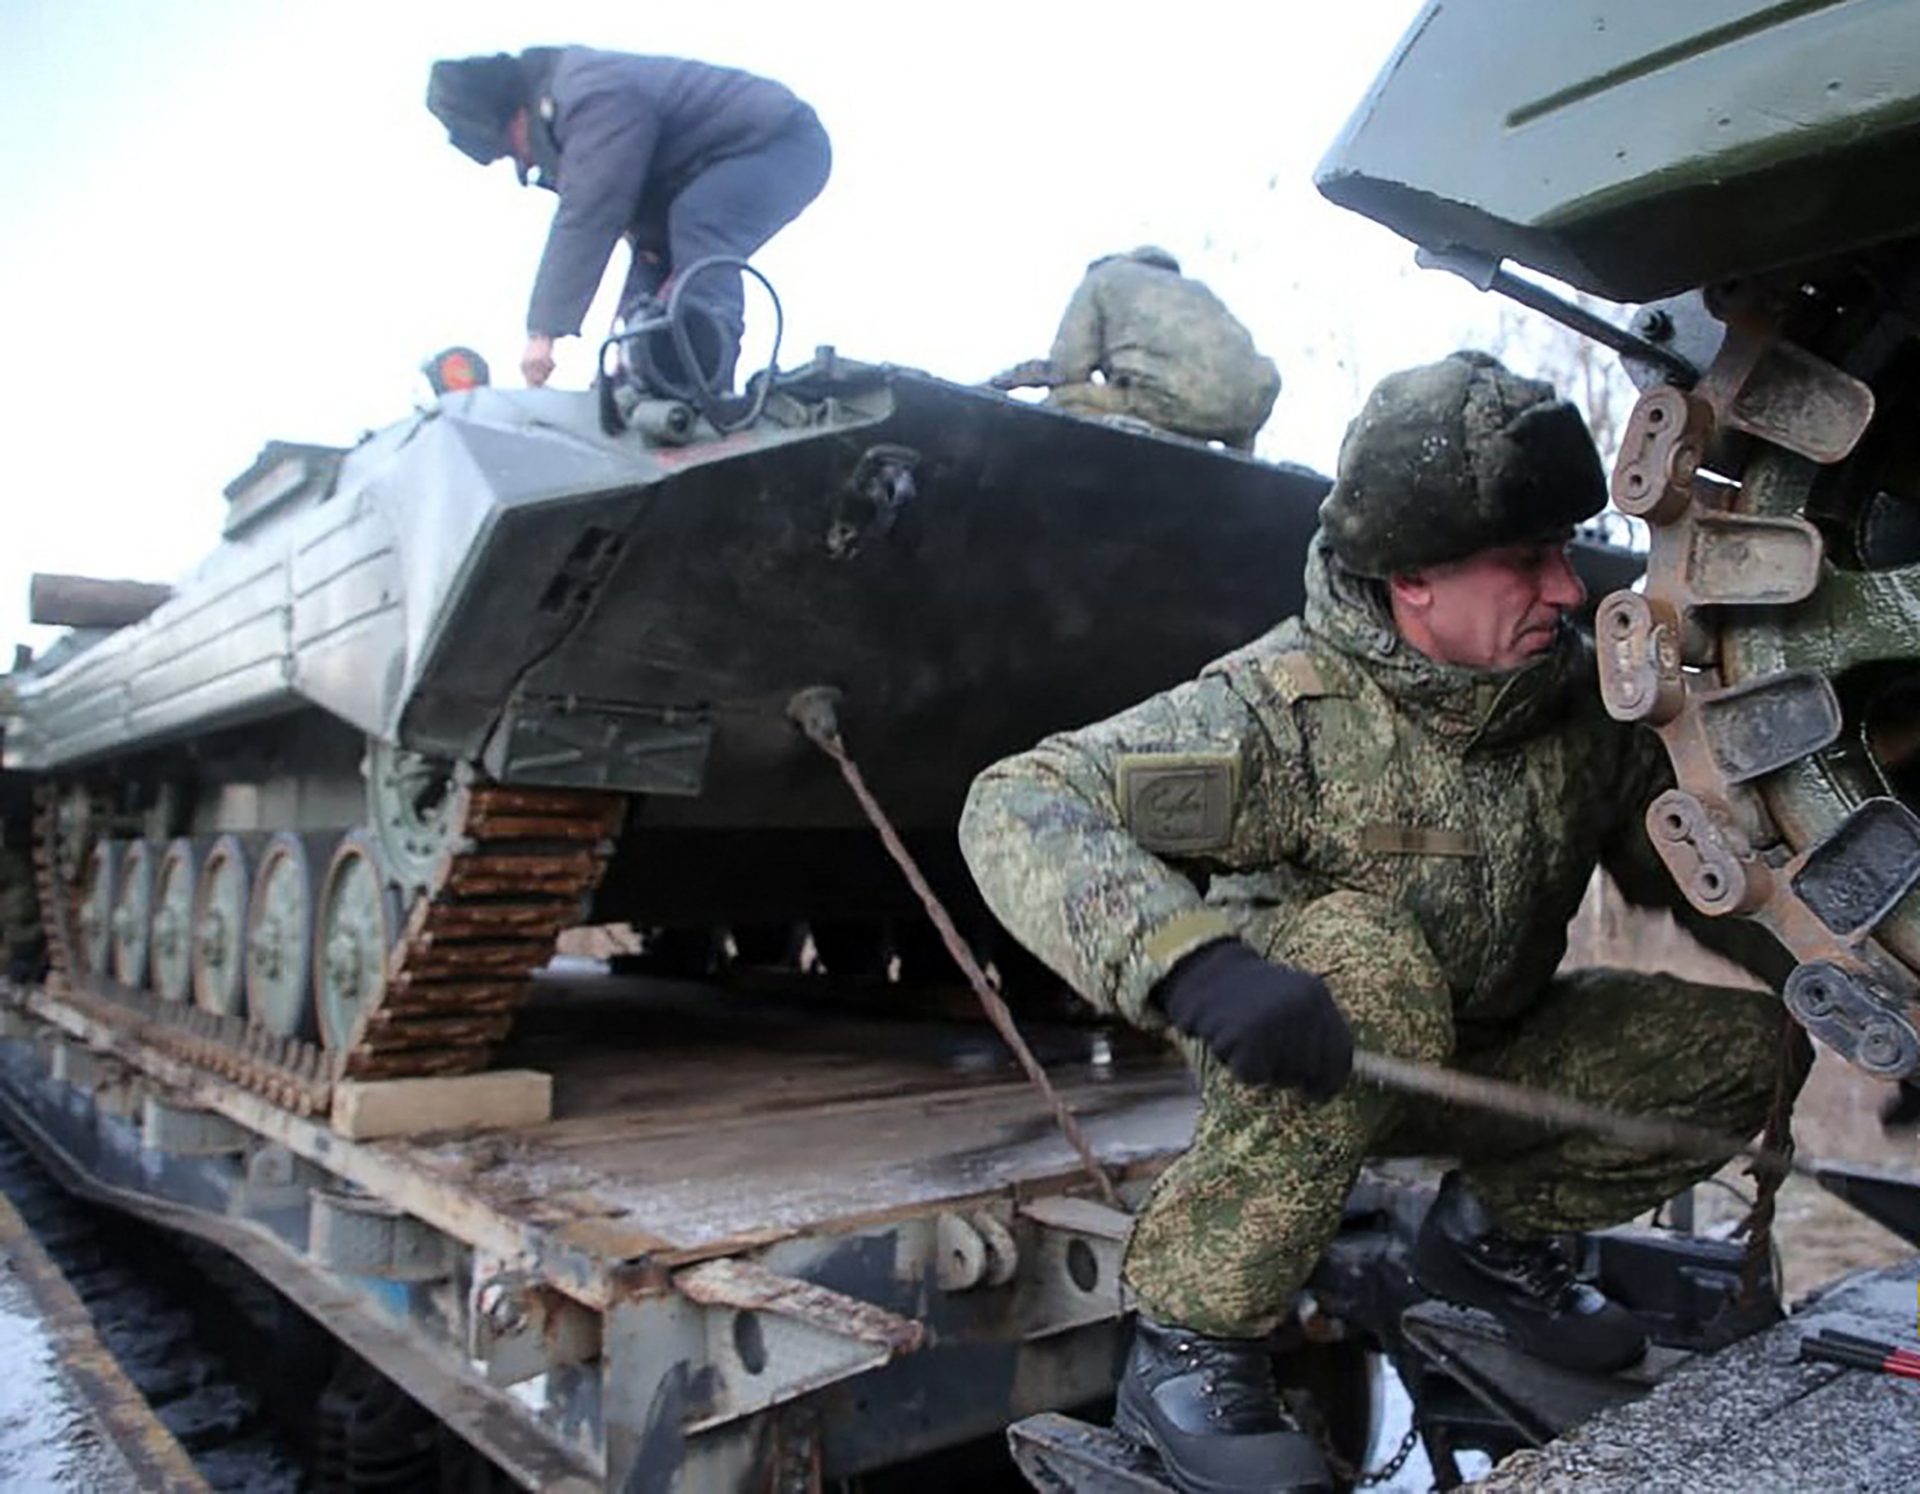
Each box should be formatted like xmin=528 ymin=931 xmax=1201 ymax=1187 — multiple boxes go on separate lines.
xmin=1042 ymin=247 xmax=1282 ymax=451
xmin=959 ymin=351 xmax=1802 ymax=1493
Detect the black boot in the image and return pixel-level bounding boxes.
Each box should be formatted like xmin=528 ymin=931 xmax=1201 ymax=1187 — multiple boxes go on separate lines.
xmin=1412 ymin=1171 xmax=1647 ymax=1373
xmin=1113 ymin=1315 xmax=1332 ymax=1493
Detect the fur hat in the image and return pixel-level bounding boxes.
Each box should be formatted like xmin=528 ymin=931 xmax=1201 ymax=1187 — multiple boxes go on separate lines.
xmin=1319 ymin=351 xmax=1605 ymax=577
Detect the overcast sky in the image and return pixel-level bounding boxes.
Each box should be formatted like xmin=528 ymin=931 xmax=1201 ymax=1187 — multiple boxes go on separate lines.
xmin=0 ymin=0 xmax=1560 ymax=655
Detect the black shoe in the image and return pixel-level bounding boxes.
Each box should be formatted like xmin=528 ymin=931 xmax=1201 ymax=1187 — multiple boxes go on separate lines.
xmin=1113 ymin=1315 xmax=1331 ymax=1493
xmin=1412 ymin=1171 xmax=1648 ymax=1373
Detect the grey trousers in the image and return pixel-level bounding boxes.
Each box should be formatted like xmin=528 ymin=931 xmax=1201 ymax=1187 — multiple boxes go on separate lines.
xmin=619 ymin=106 xmax=832 ymax=390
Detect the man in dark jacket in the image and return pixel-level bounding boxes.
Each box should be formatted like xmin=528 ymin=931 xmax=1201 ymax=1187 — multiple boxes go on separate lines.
xmin=428 ymin=47 xmax=831 ymax=391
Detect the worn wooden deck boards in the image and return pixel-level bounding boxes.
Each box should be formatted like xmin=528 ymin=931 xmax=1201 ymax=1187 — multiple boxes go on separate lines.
xmin=389 ymin=978 xmax=1195 ymax=1261
xmin=1483 ymin=1260 xmax=1920 ymax=1492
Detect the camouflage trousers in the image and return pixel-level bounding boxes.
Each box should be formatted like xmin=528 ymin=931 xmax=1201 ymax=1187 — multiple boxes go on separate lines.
xmin=1046 ymin=381 xmax=1259 ymax=452
xmin=1125 ymin=890 xmax=1800 ymax=1337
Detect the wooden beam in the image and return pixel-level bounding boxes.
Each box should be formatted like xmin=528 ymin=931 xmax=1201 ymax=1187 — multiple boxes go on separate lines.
xmin=332 ymin=1070 xmax=553 ymax=1140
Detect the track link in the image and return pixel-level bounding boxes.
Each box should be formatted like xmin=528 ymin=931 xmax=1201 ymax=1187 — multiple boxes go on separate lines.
xmin=30 ymin=781 xmax=624 ymax=1109
xmin=343 ymin=783 xmax=624 ymax=1079
xmin=1597 ymin=283 xmax=1920 ymax=1078
xmin=30 ymin=782 xmax=75 ymax=987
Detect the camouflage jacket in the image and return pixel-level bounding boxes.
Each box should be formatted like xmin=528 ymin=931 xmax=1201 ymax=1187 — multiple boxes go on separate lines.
xmin=960 ymin=537 xmax=1780 ymax=1034
xmin=1047 ymin=259 xmax=1281 ymax=437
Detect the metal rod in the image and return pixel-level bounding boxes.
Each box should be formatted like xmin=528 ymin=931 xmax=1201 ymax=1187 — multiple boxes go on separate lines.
xmin=1415 ymin=245 xmax=1699 ymax=385
xmin=788 ymin=687 xmax=1124 ymax=1209
xmin=1815 ymin=1327 xmax=1920 ymax=1365
xmin=1799 ymin=1337 xmax=1920 ymax=1380
xmin=1351 ymin=1048 xmax=1802 ymax=1178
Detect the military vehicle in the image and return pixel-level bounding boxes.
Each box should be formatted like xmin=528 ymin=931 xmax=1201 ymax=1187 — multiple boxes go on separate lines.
xmin=0 ymin=341 xmax=1361 ymax=1486
xmin=1 ymin=345 xmax=1346 ymax=1099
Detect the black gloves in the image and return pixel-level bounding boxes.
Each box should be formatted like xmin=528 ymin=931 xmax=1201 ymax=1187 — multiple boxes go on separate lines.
xmin=1152 ymin=939 xmax=1354 ymax=1099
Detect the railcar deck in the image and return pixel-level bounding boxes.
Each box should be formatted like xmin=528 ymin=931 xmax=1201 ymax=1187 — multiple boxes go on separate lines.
xmin=0 ymin=970 xmax=1196 ymax=1490
xmin=417 ymin=980 xmax=1192 ymax=1260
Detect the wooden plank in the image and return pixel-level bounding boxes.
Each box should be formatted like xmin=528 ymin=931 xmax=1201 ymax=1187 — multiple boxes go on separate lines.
xmin=18 ymin=989 xmax=625 ymax=1305
xmin=332 ymin=1069 xmax=553 ymax=1140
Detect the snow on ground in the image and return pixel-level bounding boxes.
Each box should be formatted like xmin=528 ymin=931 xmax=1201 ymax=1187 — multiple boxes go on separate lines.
xmin=0 ymin=1266 xmax=141 ymax=1493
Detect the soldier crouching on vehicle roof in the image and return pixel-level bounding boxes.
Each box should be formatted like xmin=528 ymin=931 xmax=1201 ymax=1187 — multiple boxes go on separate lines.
xmin=959 ymin=350 xmax=1806 ymax=1493
xmin=426 ymin=47 xmax=831 ymax=395
xmin=994 ymin=247 xmax=1282 ymax=451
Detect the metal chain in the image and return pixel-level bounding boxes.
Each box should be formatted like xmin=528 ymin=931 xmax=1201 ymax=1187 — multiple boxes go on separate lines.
xmin=1321 ymin=1419 xmax=1421 ymax=1489
xmin=1737 ymin=1025 xmax=1808 ymax=1306
xmin=1358 ymin=1423 xmax=1423 ymax=1488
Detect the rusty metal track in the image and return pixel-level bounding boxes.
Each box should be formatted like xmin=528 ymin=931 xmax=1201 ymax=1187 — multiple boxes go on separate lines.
xmin=34 ymin=791 xmax=336 ymax=1114
xmin=342 ymin=784 xmax=623 ymax=1079
xmin=31 ymin=781 xmax=624 ymax=1110
xmin=85 ymin=985 xmax=334 ymax=1115
xmin=1595 ymin=299 xmax=1920 ymax=1080
xmin=30 ymin=782 xmax=75 ymax=988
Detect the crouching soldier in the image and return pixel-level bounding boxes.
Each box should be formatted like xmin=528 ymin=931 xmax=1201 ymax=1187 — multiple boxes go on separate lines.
xmin=1035 ymin=246 xmax=1282 ymax=451
xmin=959 ymin=351 xmax=1801 ymax=1492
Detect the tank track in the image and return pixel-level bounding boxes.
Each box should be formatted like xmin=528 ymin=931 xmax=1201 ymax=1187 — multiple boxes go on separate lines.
xmin=29 ymin=781 xmax=623 ymax=1112
xmin=29 ymin=784 xmax=333 ymax=1112
xmin=29 ymin=783 xmax=73 ymax=989
xmin=1596 ymin=276 xmax=1920 ymax=1079
xmin=340 ymin=784 xmax=624 ymax=1079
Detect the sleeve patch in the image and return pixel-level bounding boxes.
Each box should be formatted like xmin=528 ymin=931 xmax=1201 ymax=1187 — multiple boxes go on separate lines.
xmin=1118 ymin=753 xmax=1238 ymax=854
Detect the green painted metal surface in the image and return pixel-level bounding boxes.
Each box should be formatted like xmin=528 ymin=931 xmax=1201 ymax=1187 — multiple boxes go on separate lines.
xmin=1318 ymin=0 xmax=1920 ymax=299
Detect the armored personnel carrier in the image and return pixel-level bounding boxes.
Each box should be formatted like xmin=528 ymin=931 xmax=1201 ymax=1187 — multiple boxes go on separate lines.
xmin=3 ymin=349 xmax=1345 ymax=1102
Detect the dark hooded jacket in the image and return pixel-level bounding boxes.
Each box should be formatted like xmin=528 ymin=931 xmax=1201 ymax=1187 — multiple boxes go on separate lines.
xmin=520 ymin=48 xmax=811 ymax=337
